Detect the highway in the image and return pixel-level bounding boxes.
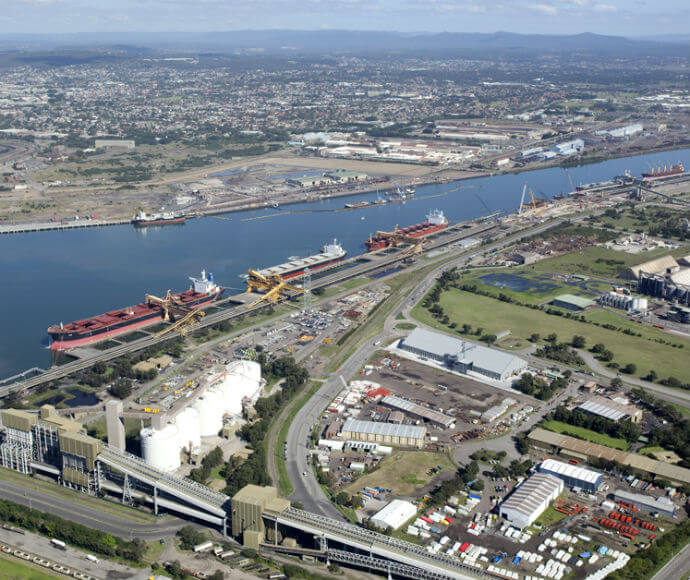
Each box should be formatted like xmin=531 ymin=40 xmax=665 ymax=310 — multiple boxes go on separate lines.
xmin=651 ymin=541 xmax=690 ymax=580
xmin=0 ymin=479 xmax=185 ymax=540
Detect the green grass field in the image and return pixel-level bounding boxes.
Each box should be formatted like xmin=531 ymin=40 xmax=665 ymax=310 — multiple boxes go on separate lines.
xmin=542 ymin=420 xmax=629 ymax=450
xmin=0 ymin=554 xmax=62 ymax=579
xmin=343 ymin=450 xmax=455 ymax=497
xmin=412 ymin=288 xmax=690 ymax=383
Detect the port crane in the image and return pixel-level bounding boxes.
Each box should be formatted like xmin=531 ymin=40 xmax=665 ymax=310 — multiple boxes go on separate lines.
xmin=145 ymin=291 xmax=207 ymax=338
xmin=370 ymin=227 xmax=429 ymax=255
xmin=245 ymin=269 xmax=305 ymax=307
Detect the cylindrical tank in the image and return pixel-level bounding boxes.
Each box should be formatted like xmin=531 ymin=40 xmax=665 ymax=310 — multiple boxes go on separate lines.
xmin=631 ymin=297 xmax=647 ymax=312
xmin=193 ymin=388 xmax=224 ymax=437
xmin=140 ymin=424 xmax=180 ymax=472
xmin=220 ymin=360 xmax=262 ymax=416
xmin=173 ymin=407 xmax=201 ymax=453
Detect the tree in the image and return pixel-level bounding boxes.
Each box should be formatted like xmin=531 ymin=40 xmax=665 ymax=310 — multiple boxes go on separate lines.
xmin=177 ymin=526 xmax=205 ymax=550
xmin=111 ymin=378 xmax=132 ymax=399
xmin=571 ymin=335 xmax=586 ymax=349
xmin=645 ymin=370 xmax=658 ymax=382
xmin=591 ymin=343 xmax=606 ymax=354
xmin=622 ymin=363 xmax=637 ymax=375
xmin=610 ymin=377 xmax=623 ymax=391
xmin=93 ymin=360 xmax=107 ymax=374
xmin=529 ymin=333 xmax=540 ymax=343
xmin=349 ymin=495 xmax=364 ymax=509
xmin=546 ymin=333 xmax=558 ymax=343
xmin=334 ymin=492 xmax=349 ymax=505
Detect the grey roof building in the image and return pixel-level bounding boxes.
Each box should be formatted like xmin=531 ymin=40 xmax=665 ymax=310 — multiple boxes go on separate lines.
xmin=499 ymin=473 xmax=564 ymax=529
xmin=399 ymin=328 xmax=527 ymax=381
xmin=341 ymin=418 xmax=426 ymax=449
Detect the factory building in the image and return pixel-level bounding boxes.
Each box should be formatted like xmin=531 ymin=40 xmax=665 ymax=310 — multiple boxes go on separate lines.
xmin=231 ymin=485 xmax=291 ymax=548
xmin=549 ymin=294 xmax=595 ymax=311
xmin=637 ymin=271 xmax=690 ymax=306
xmin=598 ymin=291 xmax=647 ymax=312
xmin=380 ymin=395 xmax=455 ymax=428
xmin=499 ymin=473 xmax=564 ymax=529
xmin=370 ymin=500 xmax=418 ymax=531
xmin=613 ymin=490 xmax=677 ymax=518
xmin=626 ymin=255 xmax=680 ymax=280
xmin=399 ymin=328 xmax=527 ymax=381
xmin=340 ymin=418 xmax=426 ymax=449
xmin=577 ymin=396 xmax=642 ymax=423
xmin=538 ymin=458 xmax=603 ymax=492
xmin=94 ymin=139 xmax=135 ymax=149
xmin=528 ymin=428 xmax=690 ymax=487
xmin=0 ymin=406 xmax=102 ymax=490
xmin=551 ymin=139 xmax=584 ymax=156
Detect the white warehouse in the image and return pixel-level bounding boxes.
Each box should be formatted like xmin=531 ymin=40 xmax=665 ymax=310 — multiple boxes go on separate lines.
xmin=399 ymin=328 xmax=527 ymax=381
xmin=499 ymin=473 xmax=564 ymax=529
xmin=140 ymin=360 xmax=263 ymax=472
xmin=370 ymin=500 xmax=418 ymax=530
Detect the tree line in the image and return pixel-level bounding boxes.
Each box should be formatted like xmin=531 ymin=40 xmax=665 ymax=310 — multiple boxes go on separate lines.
xmin=0 ymin=498 xmax=146 ymax=563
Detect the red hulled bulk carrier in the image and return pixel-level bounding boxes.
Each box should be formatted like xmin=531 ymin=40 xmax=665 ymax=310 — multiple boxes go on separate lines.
xmin=365 ymin=210 xmax=448 ymax=251
xmin=254 ymin=240 xmax=347 ymax=281
xmin=47 ymin=271 xmax=224 ymax=350
xmin=641 ymin=162 xmax=685 ymax=180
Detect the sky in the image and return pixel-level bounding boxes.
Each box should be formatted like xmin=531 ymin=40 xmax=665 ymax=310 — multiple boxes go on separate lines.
xmin=0 ymin=0 xmax=688 ymax=37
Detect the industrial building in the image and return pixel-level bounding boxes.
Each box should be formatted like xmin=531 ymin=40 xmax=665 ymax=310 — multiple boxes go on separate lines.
xmin=598 ymin=291 xmax=647 ymax=312
xmin=550 ymin=139 xmax=584 ymax=156
xmin=0 ymin=404 xmax=231 ymax=533
xmin=637 ymin=271 xmax=690 ymax=306
xmin=231 ymin=485 xmax=291 ymax=548
xmin=538 ymin=458 xmax=603 ymax=492
xmin=499 ymin=473 xmax=564 ymax=529
xmin=340 ymin=418 xmax=426 ymax=448
xmin=398 ymin=328 xmax=527 ymax=381
xmin=481 ymin=398 xmax=517 ymax=423
xmin=370 ymin=500 xmax=418 ymax=531
xmin=94 ymin=139 xmax=135 ymax=149
xmin=549 ymin=294 xmax=595 ymax=311
xmin=528 ymin=428 xmax=690 ymax=487
xmin=380 ymin=395 xmax=455 ymax=428
xmin=141 ymin=360 xmax=262 ymax=471
xmin=626 ymin=255 xmax=680 ymax=280
xmin=613 ymin=490 xmax=677 ymax=518
xmin=577 ymin=396 xmax=642 ymax=423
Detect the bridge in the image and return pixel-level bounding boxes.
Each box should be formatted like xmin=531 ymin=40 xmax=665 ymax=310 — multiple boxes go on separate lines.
xmin=96 ymin=445 xmax=229 ymax=532
xmin=262 ymin=506 xmax=484 ymax=580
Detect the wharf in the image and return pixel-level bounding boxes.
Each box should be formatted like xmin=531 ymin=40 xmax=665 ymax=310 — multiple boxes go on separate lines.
xmin=0 ymin=218 xmax=130 ymax=235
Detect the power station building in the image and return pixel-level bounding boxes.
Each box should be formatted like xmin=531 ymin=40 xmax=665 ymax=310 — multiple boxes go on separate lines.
xmin=398 ymin=328 xmax=527 ymax=381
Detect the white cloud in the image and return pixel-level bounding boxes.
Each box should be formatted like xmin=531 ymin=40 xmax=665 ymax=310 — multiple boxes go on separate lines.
xmin=592 ymin=3 xmax=618 ymax=12
xmin=528 ymin=3 xmax=558 ymax=15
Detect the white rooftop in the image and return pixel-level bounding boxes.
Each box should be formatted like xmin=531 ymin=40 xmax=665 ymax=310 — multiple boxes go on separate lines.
xmin=540 ymin=458 xmax=604 ymax=486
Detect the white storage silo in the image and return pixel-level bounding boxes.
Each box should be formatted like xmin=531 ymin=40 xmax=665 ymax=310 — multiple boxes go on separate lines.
xmin=172 ymin=407 xmax=201 ymax=453
xmin=220 ymin=360 xmax=262 ymax=416
xmin=140 ymin=423 xmax=181 ymax=472
xmin=193 ymin=387 xmax=224 ymax=437
xmin=631 ymin=297 xmax=648 ymax=312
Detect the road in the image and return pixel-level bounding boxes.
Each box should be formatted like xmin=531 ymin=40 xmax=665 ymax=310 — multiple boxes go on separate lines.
xmin=0 ymin=480 xmax=185 ymax=540
xmin=651 ymin=541 xmax=690 ymax=580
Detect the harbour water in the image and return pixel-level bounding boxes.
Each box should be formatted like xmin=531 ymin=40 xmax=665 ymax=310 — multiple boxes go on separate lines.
xmin=1 ymin=147 xmax=688 ymax=380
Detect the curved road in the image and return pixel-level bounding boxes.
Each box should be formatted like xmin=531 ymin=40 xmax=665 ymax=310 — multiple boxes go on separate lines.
xmin=0 ymin=480 xmax=185 ymax=540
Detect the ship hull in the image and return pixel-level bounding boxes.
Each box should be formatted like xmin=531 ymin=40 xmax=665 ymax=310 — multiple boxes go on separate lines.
xmin=132 ymin=216 xmax=186 ymax=227
xmin=48 ymin=290 xmax=223 ymax=351
xmin=365 ymin=221 xmax=447 ymax=251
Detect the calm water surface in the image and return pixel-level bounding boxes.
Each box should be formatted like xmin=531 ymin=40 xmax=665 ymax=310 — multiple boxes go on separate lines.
xmin=1 ymin=148 xmax=688 ymax=379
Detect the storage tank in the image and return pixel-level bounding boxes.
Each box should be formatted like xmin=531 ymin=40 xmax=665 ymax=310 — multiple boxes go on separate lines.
xmin=220 ymin=360 xmax=262 ymax=416
xmin=193 ymin=388 xmax=224 ymax=437
xmin=631 ymin=297 xmax=647 ymax=312
xmin=173 ymin=407 xmax=201 ymax=453
xmin=140 ymin=423 xmax=180 ymax=472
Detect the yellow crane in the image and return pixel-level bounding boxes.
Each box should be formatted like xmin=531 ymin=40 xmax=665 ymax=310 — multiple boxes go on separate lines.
xmin=245 ymin=269 xmax=305 ymax=308
xmin=146 ymin=290 xmax=206 ymax=337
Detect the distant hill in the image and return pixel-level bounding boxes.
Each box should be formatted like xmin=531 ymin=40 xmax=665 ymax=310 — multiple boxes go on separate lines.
xmin=0 ymin=30 xmax=686 ymax=57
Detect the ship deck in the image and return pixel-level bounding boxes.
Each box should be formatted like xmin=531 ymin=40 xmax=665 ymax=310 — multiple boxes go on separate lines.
xmin=256 ymin=251 xmax=345 ymax=277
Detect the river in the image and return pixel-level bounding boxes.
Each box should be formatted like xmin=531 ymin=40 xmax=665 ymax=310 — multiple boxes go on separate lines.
xmin=1 ymin=148 xmax=688 ymax=380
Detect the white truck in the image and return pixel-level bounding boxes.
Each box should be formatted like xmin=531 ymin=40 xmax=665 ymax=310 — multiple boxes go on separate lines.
xmin=86 ymin=554 xmax=100 ymax=563
xmin=50 ymin=539 xmax=67 ymax=550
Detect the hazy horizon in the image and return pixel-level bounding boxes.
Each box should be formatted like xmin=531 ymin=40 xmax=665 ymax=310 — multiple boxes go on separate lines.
xmin=1 ymin=0 xmax=688 ymax=37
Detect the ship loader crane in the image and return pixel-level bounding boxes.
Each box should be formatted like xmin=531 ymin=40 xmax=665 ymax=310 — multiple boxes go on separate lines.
xmin=373 ymin=228 xmax=429 ymax=255
xmin=245 ymin=269 xmax=305 ymax=308
xmin=146 ymin=290 xmax=207 ymax=338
